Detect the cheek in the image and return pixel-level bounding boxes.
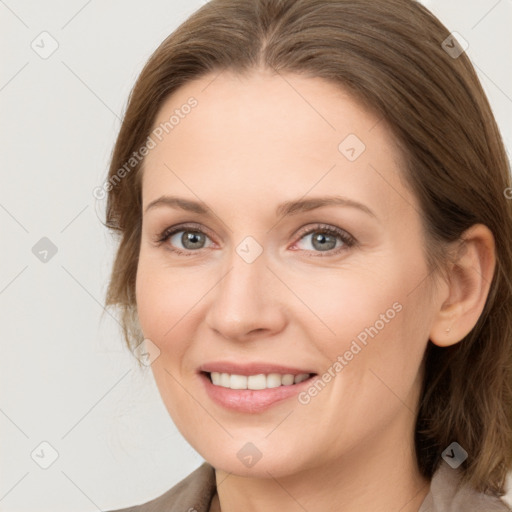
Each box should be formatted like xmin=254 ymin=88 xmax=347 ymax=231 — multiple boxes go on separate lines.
xmin=337 ymin=276 xmax=431 ymax=413
xmin=135 ymin=261 xmax=166 ymax=341
xmin=135 ymin=255 xmax=217 ymax=377
xmin=135 ymin=259 xmax=203 ymax=422
xmin=290 ymin=263 xmax=406 ymax=352
xmin=135 ymin=257 xmax=191 ymax=350
xmin=303 ymin=257 xmax=430 ymax=391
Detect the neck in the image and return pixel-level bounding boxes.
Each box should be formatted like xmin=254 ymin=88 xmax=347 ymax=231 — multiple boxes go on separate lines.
xmin=213 ymin=421 xmax=430 ymax=512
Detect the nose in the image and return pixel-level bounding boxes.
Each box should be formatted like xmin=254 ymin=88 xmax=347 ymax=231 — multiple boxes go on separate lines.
xmin=205 ymin=248 xmax=288 ymax=342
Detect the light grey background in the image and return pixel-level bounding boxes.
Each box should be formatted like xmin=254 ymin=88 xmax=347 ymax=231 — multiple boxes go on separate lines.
xmin=1 ymin=1 xmax=511 ymax=510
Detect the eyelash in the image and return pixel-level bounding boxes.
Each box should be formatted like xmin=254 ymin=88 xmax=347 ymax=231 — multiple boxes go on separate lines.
xmin=155 ymin=222 xmax=357 ymax=258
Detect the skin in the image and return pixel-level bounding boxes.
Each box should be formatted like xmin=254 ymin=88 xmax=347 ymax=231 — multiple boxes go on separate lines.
xmin=135 ymin=68 xmax=495 ymax=512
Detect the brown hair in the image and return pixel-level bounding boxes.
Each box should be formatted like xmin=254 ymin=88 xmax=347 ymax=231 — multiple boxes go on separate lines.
xmin=102 ymin=0 xmax=512 ymax=496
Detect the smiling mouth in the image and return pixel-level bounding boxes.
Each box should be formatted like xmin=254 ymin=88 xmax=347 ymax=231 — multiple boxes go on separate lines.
xmin=203 ymin=371 xmax=317 ymax=390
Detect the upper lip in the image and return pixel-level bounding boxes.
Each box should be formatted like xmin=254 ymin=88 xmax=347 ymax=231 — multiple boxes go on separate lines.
xmin=199 ymin=361 xmax=316 ymax=376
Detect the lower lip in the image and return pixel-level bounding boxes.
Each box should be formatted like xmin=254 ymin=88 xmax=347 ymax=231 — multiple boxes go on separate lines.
xmin=199 ymin=372 xmax=316 ymax=413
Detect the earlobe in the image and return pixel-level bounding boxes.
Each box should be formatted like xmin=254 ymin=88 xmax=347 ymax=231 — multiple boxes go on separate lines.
xmin=429 ymin=224 xmax=496 ymax=348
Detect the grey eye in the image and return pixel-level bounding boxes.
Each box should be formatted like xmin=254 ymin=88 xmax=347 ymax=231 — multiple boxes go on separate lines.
xmin=296 ymin=230 xmax=343 ymax=252
xmin=170 ymin=230 xmax=210 ymax=250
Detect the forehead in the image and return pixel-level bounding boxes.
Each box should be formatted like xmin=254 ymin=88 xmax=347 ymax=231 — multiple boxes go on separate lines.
xmin=140 ymin=69 xmax=415 ymax=220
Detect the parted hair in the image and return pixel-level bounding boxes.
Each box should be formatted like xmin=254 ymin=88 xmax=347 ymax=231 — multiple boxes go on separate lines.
xmin=103 ymin=0 xmax=512 ymax=496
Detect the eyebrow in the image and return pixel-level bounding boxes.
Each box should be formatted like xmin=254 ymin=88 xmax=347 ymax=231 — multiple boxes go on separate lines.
xmin=144 ymin=195 xmax=376 ymax=218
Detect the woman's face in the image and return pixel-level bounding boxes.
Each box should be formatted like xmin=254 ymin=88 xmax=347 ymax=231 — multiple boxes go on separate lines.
xmin=136 ymin=69 xmax=441 ymax=478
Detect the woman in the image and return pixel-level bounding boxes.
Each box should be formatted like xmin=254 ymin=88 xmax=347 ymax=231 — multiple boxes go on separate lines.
xmin=102 ymin=0 xmax=512 ymax=510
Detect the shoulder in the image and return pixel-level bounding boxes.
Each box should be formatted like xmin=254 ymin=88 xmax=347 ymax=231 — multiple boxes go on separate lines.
xmin=419 ymin=462 xmax=512 ymax=512
xmin=105 ymin=461 xmax=217 ymax=512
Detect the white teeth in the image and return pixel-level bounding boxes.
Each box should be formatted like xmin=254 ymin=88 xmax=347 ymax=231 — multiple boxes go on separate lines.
xmin=230 ymin=374 xmax=247 ymax=389
xmin=209 ymin=372 xmax=311 ymax=390
xmin=266 ymin=373 xmax=283 ymax=388
xmin=294 ymin=373 xmax=310 ymax=384
xmin=220 ymin=373 xmax=230 ymax=387
xmin=282 ymin=374 xmax=295 ymax=385
xmin=247 ymin=374 xmax=267 ymax=390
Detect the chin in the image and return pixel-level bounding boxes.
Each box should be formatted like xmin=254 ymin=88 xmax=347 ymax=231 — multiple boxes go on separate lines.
xmin=192 ymin=437 xmax=315 ymax=479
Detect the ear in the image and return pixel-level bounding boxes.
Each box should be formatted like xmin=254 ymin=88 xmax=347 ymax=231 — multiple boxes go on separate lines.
xmin=429 ymin=224 xmax=496 ymax=347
